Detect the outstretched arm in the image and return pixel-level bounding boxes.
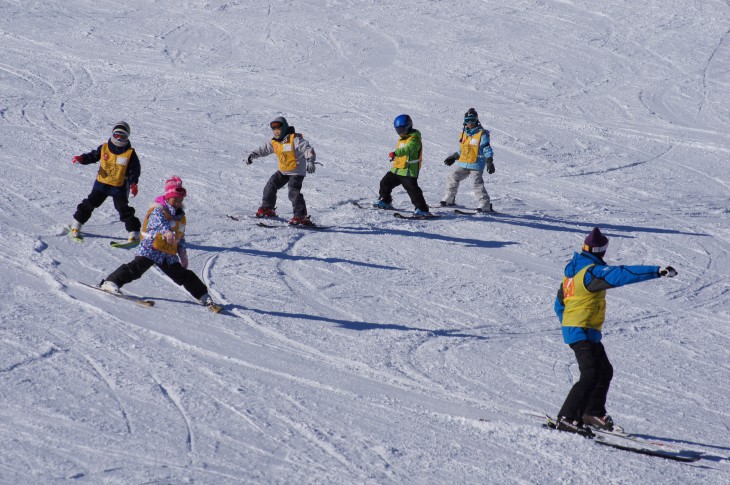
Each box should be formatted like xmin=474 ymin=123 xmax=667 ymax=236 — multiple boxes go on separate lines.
xmin=585 ymin=264 xmax=661 ymax=292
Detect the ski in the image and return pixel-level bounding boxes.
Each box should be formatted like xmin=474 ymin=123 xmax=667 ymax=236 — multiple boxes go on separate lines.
xmin=393 ymin=212 xmax=441 ymax=220
xmin=353 ymin=201 xmax=399 ymax=211
xmin=454 ymin=209 xmax=500 ymax=216
xmin=76 ymin=281 xmax=154 ymax=307
xmin=539 ymin=414 xmax=702 ymax=463
xmin=256 ymin=222 xmax=330 ymax=230
xmin=64 ymin=226 xmax=84 ymax=243
xmin=228 ymin=214 xmax=291 ymax=224
xmin=109 ymin=240 xmax=139 ymax=249
xmin=206 ymin=303 xmax=224 ymax=313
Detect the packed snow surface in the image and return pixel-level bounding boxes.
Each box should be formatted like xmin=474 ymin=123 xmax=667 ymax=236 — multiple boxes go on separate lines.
xmin=1 ymin=1 xmax=728 ymax=483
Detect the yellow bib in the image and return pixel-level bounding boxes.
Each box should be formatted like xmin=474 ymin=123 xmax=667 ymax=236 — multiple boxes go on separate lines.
xmin=458 ymin=130 xmax=482 ymax=164
xmin=272 ymin=133 xmax=298 ymax=172
xmin=392 ymin=133 xmax=422 ymax=169
xmin=561 ymin=265 xmax=606 ymax=331
xmin=142 ymin=206 xmax=186 ymax=255
xmin=97 ymin=143 xmax=134 ymax=187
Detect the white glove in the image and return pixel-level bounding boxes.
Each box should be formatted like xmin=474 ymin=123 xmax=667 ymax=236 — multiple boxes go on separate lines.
xmin=659 ymin=266 xmax=677 ymax=277
xmin=306 ymin=160 xmax=316 ymax=174
xmin=161 ymin=230 xmax=176 ymax=244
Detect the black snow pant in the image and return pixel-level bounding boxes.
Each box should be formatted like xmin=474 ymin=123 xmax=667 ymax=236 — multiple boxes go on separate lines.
xmin=378 ymin=171 xmax=429 ymax=212
xmin=73 ymin=188 xmax=141 ymax=232
xmin=558 ymin=340 xmax=614 ymax=420
xmin=105 ymin=256 xmax=208 ymax=300
xmin=261 ymin=171 xmax=307 ymax=217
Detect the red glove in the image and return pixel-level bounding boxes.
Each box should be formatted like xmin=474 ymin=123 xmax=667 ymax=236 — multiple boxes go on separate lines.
xmin=130 ymin=183 xmax=138 ymax=197
xmin=72 ymin=155 xmax=83 ymax=164
xmin=388 ymin=151 xmax=395 ymax=161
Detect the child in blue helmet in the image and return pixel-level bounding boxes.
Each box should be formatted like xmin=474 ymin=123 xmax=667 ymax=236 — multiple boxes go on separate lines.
xmin=440 ymin=108 xmax=495 ymax=212
xmin=373 ymin=114 xmax=431 ymax=215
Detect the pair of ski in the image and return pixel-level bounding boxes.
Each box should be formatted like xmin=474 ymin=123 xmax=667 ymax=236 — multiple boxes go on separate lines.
xmin=227 ymin=214 xmax=330 ymax=230
xmin=76 ymin=281 xmax=223 ymax=313
xmin=352 ymin=201 xmax=442 ymax=220
xmin=64 ymin=226 xmax=139 ymax=248
xmin=529 ymin=412 xmax=702 ymax=462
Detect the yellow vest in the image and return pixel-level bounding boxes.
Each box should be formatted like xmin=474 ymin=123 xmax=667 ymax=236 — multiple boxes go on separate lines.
xmin=392 ymin=133 xmax=422 ymax=170
xmin=458 ymin=130 xmax=482 ymax=163
xmin=142 ymin=205 xmax=186 ymax=255
xmin=272 ymin=133 xmax=298 ymax=172
xmin=97 ymin=143 xmax=134 ymax=187
xmin=561 ymin=265 xmax=606 ymax=331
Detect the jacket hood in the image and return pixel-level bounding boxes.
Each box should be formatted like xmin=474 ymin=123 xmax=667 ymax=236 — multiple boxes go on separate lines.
xmin=565 ymin=251 xmax=605 ymax=278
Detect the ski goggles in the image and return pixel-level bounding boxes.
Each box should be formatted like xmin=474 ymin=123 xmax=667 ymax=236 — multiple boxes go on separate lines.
xmin=583 ymin=242 xmax=608 ymax=254
xmin=112 ymin=131 xmax=129 ymax=141
xmin=270 ymin=122 xmax=284 ymax=129
xmin=464 ymin=117 xmax=478 ymax=126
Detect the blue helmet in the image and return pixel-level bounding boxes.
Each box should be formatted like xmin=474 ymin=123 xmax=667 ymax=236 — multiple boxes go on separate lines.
xmin=393 ymin=114 xmax=412 ymax=135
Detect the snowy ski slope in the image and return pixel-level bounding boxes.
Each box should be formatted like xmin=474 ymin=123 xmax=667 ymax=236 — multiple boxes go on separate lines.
xmin=1 ymin=0 xmax=728 ymax=483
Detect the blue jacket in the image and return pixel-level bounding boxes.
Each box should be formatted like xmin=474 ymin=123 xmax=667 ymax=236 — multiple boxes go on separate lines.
xmin=554 ymin=251 xmax=660 ymax=344
xmin=135 ymin=201 xmax=186 ymax=266
xmin=79 ymin=139 xmax=141 ymax=198
xmin=457 ymin=124 xmax=493 ymax=171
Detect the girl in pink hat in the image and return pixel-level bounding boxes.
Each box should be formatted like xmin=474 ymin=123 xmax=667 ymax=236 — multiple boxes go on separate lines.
xmin=99 ymin=176 xmax=221 ymax=312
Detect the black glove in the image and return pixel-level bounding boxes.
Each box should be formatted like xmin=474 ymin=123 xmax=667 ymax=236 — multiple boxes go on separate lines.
xmin=245 ymin=154 xmax=254 ymax=165
xmin=486 ymin=157 xmax=495 ymax=174
xmin=659 ymin=266 xmax=677 ymax=277
xmin=443 ymin=152 xmax=459 ymax=166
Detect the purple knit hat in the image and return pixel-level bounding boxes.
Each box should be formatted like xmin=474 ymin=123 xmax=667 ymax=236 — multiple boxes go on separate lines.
xmin=582 ymin=227 xmax=609 ymax=255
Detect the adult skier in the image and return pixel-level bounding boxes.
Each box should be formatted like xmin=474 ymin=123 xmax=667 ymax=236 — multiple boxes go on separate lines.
xmin=245 ymin=116 xmax=318 ymax=226
xmin=554 ymin=227 xmax=677 ymax=435
xmin=69 ymin=121 xmax=141 ymax=241
xmin=100 ymin=177 xmax=220 ymax=312
xmin=373 ymin=114 xmax=431 ymax=216
xmin=439 ymin=108 xmax=495 ymax=212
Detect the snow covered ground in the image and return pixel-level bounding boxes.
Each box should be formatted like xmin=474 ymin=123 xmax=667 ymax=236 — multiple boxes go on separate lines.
xmin=1 ymin=0 xmax=729 ymax=482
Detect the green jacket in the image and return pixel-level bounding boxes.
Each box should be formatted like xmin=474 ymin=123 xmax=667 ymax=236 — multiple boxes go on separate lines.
xmin=390 ymin=129 xmax=422 ymax=178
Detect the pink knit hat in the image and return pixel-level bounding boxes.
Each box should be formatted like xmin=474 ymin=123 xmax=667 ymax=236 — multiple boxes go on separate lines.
xmin=165 ymin=176 xmax=183 ymax=191
xmin=165 ymin=185 xmax=187 ymax=200
xmin=163 ymin=175 xmax=186 ymax=200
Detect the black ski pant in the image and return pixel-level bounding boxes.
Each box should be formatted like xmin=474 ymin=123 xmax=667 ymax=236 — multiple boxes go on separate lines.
xmin=74 ymin=188 xmax=141 ymax=232
xmin=261 ymin=171 xmax=307 ymax=217
xmin=378 ymin=171 xmax=429 ymax=211
xmin=105 ymin=256 xmax=208 ymax=300
xmin=558 ymin=340 xmax=614 ymax=420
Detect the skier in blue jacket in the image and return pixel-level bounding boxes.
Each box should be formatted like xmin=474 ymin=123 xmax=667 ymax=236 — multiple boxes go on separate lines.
xmin=440 ymin=108 xmax=495 ymax=212
xmin=553 ymin=227 xmax=677 ymax=436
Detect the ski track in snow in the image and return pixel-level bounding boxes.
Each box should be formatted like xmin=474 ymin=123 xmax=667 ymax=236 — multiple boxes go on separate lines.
xmin=1 ymin=0 xmax=729 ymax=483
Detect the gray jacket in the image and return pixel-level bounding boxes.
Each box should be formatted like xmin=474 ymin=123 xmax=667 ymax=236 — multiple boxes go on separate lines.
xmin=249 ymin=129 xmax=316 ymax=176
